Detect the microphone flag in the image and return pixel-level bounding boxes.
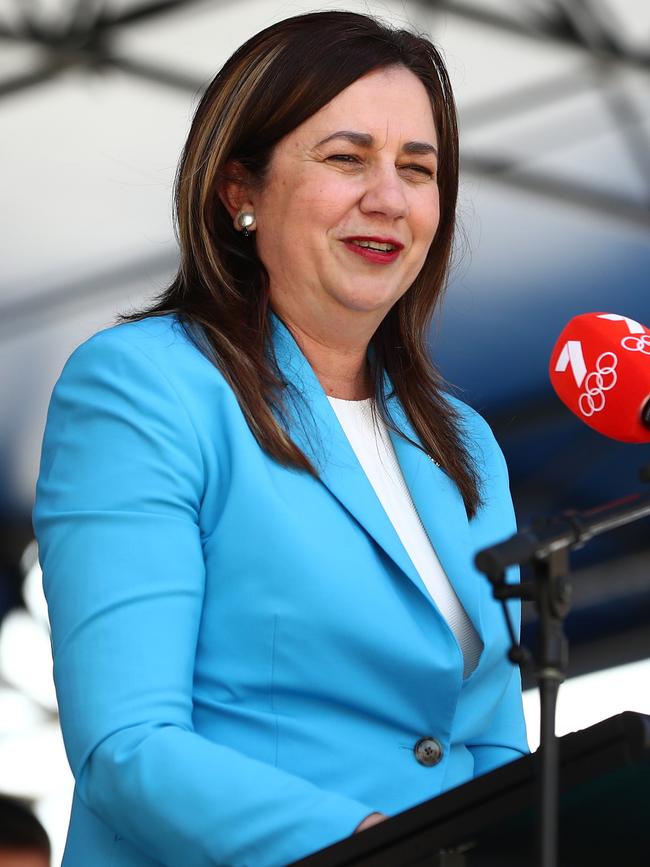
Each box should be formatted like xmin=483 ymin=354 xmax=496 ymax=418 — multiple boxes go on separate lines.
xmin=549 ymin=312 xmax=650 ymax=443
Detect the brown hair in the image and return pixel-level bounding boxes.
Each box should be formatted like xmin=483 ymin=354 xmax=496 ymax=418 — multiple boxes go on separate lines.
xmin=120 ymin=10 xmax=482 ymax=516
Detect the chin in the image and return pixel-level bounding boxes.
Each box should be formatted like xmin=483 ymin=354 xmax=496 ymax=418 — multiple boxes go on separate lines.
xmin=336 ymin=286 xmax=404 ymax=315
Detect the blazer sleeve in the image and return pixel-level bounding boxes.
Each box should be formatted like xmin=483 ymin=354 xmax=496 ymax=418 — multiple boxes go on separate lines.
xmin=33 ymin=329 xmax=373 ymax=867
xmin=463 ymin=412 xmax=530 ymax=776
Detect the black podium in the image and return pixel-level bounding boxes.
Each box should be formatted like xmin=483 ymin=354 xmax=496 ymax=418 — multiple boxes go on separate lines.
xmin=290 ymin=711 xmax=650 ymax=866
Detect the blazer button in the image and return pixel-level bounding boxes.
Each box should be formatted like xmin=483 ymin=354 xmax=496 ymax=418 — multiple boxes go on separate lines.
xmin=414 ymin=737 xmax=443 ymax=767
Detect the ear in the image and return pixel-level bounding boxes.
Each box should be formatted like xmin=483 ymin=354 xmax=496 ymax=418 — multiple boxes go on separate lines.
xmin=218 ymin=160 xmax=254 ymax=219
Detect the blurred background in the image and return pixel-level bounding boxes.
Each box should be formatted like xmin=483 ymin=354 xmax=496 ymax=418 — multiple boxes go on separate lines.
xmin=0 ymin=0 xmax=648 ymax=862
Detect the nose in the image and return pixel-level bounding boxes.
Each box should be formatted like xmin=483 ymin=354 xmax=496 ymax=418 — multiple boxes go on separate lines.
xmin=359 ymin=164 xmax=409 ymax=220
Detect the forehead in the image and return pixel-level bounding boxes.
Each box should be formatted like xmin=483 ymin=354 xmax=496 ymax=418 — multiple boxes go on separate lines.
xmin=292 ymin=66 xmax=438 ymax=147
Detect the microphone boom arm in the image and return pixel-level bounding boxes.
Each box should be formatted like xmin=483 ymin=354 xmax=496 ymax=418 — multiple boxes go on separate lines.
xmin=474 ymin=464 xmax=650 ymax=867
xmin=475 ymin=489 xmax=650 ymax=579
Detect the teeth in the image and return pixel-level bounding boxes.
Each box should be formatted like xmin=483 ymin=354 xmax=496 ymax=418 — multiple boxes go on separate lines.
xmin=351 ymin=240 xmax=396 ymax=252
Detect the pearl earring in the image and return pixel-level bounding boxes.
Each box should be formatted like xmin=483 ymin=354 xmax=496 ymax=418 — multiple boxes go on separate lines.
xmin=236 ymin=210 xmax=256 ymax=238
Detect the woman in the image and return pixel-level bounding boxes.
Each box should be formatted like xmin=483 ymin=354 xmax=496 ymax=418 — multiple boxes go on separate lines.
xmin=33 ymin=11 xmax=528 ymax=867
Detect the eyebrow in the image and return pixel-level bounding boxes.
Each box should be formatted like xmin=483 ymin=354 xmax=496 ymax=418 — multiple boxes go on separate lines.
xmin=314 ymin=130 xmax=438 ymax=158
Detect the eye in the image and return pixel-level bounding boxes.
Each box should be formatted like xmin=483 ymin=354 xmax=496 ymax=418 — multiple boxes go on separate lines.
xmin=399 ymin=164 xmax=436 ymax=180
xmin=326 ymin=154 xmax=363 ymax=167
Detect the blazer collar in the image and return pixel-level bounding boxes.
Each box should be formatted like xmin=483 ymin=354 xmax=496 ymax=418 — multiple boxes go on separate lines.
xmin=270 ymin=313 xmax=482 ymax=634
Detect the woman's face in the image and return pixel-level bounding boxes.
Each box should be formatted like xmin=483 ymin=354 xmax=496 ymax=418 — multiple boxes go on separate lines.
xmin=250 ymin=65 xmax=440 ymax=339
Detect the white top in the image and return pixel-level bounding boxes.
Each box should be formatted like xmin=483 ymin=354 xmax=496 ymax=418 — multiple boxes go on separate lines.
xmin=328 ymin=396 xmax=482 ymax=678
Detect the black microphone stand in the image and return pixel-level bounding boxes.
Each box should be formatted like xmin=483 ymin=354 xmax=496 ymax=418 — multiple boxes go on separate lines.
xmin=474 ymin=464 xmax=650 ymax=867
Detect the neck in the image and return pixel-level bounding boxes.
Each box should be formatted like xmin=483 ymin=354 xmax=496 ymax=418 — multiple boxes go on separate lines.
xmin=278 ymin=313 xmax=374 ymax=401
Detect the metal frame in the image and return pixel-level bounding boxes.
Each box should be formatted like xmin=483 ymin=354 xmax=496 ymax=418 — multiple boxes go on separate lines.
xmin=0 ymin=1 xmax=647 ymax=222
xmin=0 ymin=0 xmax=648 ymax=325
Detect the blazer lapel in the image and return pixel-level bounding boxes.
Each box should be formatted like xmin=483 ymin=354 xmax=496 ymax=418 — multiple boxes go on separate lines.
xmin=270 ymin=314 xmax=429 ymax=599
xmin=270 ymin=313 xmax=483 ymax=638
xmin=386 ymin=394 xmax=484 ymax=636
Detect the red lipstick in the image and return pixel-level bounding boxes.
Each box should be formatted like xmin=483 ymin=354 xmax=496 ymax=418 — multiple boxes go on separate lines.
xmin=342 ymin=236 xmax=404 ymax=265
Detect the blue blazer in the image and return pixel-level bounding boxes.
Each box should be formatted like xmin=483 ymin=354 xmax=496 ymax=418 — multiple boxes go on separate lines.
xmin=33 ymin=313 xmax=528 ymax=867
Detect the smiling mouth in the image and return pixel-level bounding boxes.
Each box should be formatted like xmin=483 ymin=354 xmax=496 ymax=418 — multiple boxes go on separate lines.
xmin=349 ymin=239 xmax=398 ymax=252
xmin=341 ymin=238 xmax=403 ymax=265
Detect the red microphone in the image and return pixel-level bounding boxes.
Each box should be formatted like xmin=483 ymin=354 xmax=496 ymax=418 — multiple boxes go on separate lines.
xmin=549 ymin=312 xmax=650 ymax=443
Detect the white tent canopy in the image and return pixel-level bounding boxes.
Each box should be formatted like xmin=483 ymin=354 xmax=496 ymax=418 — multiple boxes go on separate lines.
xmin=1 ymin=0 xmax=649 ymax=512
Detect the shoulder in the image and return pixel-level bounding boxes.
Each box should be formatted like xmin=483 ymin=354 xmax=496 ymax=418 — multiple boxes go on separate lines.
xmin=444 ymin=393 xmax=502 ymax=460
xmin=444 ymin=393 xmax=511 ymax=508
xmin=59 ymin=314 xmax=232 ymax=405
xmin=68 ymin=314 xmax=214 ymax=375
xmin=45 ymin=315 xmax=243 ymax=467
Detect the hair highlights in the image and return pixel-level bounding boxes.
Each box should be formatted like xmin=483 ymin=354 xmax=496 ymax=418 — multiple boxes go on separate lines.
xmin=121 ymin=11 xmax=481 ymax=516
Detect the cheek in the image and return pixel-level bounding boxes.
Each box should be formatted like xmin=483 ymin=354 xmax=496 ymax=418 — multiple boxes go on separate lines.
xmin=256 ymin=190 xmax=301 ymax=258
xmin=421 ymin=188 xmax=441 ymax=233
xmin=301 ymin=173 xmax=362 ymax=226
xmin=264 ymin=187 xmax=325 ymax=238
